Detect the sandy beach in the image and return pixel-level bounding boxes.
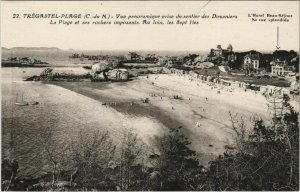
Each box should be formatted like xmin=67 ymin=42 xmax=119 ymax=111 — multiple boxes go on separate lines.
xmin=49 ymin=73 xmax=295 ymax=165
xmin=2 ymin=68 xmax=299 ymax=177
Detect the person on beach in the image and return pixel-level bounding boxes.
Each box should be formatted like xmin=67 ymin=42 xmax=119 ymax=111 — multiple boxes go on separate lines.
xmin=196 ymin=122 xmax=201 ymax=127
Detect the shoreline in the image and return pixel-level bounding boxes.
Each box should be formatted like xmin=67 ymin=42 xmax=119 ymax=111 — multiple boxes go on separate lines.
xmin=2 ymin=68 xmax=299 ymax=178
xmin=47 ymin=73 xmax=280 ymax=165
xmin=2 ymin=76 xmax=169 ymax=177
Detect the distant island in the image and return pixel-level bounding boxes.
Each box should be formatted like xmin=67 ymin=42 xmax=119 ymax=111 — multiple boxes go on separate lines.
xmin=2 ymin=57 xmax=48 ymax=67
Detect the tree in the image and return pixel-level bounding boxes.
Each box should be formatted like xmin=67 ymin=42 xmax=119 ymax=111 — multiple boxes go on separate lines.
xmin=290 ymin=56 xmax=299 ymax=72
xmin=69 ymin=129 xmax=116 ymax=190
xmin=260 ymin=53 xmax=273 ymax=71
xmin=150 ymin=126 xmax=203 ymax=190
xmin=233 ymin=53 xmax=245 ymax=69
xmin=117 ymin=129 xmax=148 ymax=190
xmin=129 ymin=52 xmax=141 ymax=61
xmin=1 ymin=159 xmax=19 ymax=191
xmin=36 ymin=126 xmax=69 ymax=185
xmin=273 ymin=50 xmax=297 ymax=61
xmin=205 ymin=95 xmax=299 ymax=191
xmin=183 ymin=54 xmax=199 ymax=65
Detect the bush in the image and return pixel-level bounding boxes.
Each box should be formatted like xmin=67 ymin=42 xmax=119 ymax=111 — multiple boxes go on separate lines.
xmin=205 ymin=96 xmax=299 ymax=191
xmin=150 ymin=126 xmax=204 ymax=190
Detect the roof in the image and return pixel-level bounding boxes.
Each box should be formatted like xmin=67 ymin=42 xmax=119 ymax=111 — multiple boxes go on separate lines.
xmin=244 ymin=53 xmax=259 ymax=60
xmin=291 ymin=56 xmax=299 ymax=62
xmin=270 ymin=60 xmax=287 ymax=66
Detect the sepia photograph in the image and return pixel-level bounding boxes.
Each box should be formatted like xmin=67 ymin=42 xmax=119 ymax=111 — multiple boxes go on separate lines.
xmin=1 ymin=0 xmax=299 ymax=191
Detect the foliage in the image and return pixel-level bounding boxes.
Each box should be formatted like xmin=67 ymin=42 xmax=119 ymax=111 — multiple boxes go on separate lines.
xmin=273 ymin=50 xmax=297 ymax=61
xmin=129 ymin=52 xmax=141 ymax=60
xmin=150 ymin=126 xmax=203 ymax=190
xmin=116 ymin=129 xmax=148 ymax=190
xmin=69 ymin=129 xmax=116 ymax=190
xmin=1 ymin=159 xmax=19 ymax=191
xmin=183 ymin=54 xmax=199 ymax=65
xmin=3 ymin=96 xmax=298 ymax=191
xmin=290 ymin=56 xmax=299 ymax=72
xmin=205 ymin=95 xmax=299 ymax=191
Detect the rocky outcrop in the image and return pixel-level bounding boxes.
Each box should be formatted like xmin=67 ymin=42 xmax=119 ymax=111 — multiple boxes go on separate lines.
xmin=92 ymin=72 xmax=108 ymax=81
xmin=91 ymin=61 xmax=111 ymax=74
xmin=29 ymin=68 xmax=92 ymax=81
xmin=107 ymin=69 xmax=129 ymax=81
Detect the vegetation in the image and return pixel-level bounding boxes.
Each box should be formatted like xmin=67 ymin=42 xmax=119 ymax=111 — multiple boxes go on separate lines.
xmin=149 ymin=126 xmax=204 ymax=190
xmin=69 ymin=129 xmax=116 ymax=190
xmin=204 ymin=95 xmax=299 ymax=191
xmin=225 ymin=49 xmax=298 ymax=73
xmin=183 ymin=54 xmax=199 ymax=65
xmin=2 ymin=96 xmax=299 ymax=191
xmin=116 ymin=129 xmax=147 ymax=190
xmin=273 ymin=50 xmax=298 ymax=62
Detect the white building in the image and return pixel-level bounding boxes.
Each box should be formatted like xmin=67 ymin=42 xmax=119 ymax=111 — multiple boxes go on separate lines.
xmin=243 ymin=53 xmax=260 ymax=70
xmin=270 ymin=60 xmax=294 ymax=76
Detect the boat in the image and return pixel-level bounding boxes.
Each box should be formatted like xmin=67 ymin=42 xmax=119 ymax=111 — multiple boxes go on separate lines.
xmin=15 ymin=102 xmax=29 ymax=106
xmin=30 ymin=101 xmax=39 ymax=105
xmin=14 ymin=93 xmax=29 ymax=106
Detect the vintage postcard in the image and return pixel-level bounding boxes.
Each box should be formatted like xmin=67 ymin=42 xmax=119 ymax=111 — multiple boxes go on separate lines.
xmin=1 ymin=1 xmax=299 ymax=191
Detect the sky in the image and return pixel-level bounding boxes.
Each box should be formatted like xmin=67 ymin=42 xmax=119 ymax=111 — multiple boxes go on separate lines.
xmin=1 ymin=1 xmax=299 ymax=52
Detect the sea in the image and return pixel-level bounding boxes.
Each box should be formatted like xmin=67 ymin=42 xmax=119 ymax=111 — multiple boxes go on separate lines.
xmin=1 ymin=67 xmax=167 ymax=178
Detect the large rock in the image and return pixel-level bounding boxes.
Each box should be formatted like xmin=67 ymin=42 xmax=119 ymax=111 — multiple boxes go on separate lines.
xmin=93 ymin=72 xmax=108 ymax=81
xmin=218 ymin=65 xmax=229 ymax=72
xmin=107 ymin=69 xmax=129 ymax=81
xmin=91 ymin=61 xmax=110 ymax=74
xmin=194 ymin=62 xmax=214 ymax=69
